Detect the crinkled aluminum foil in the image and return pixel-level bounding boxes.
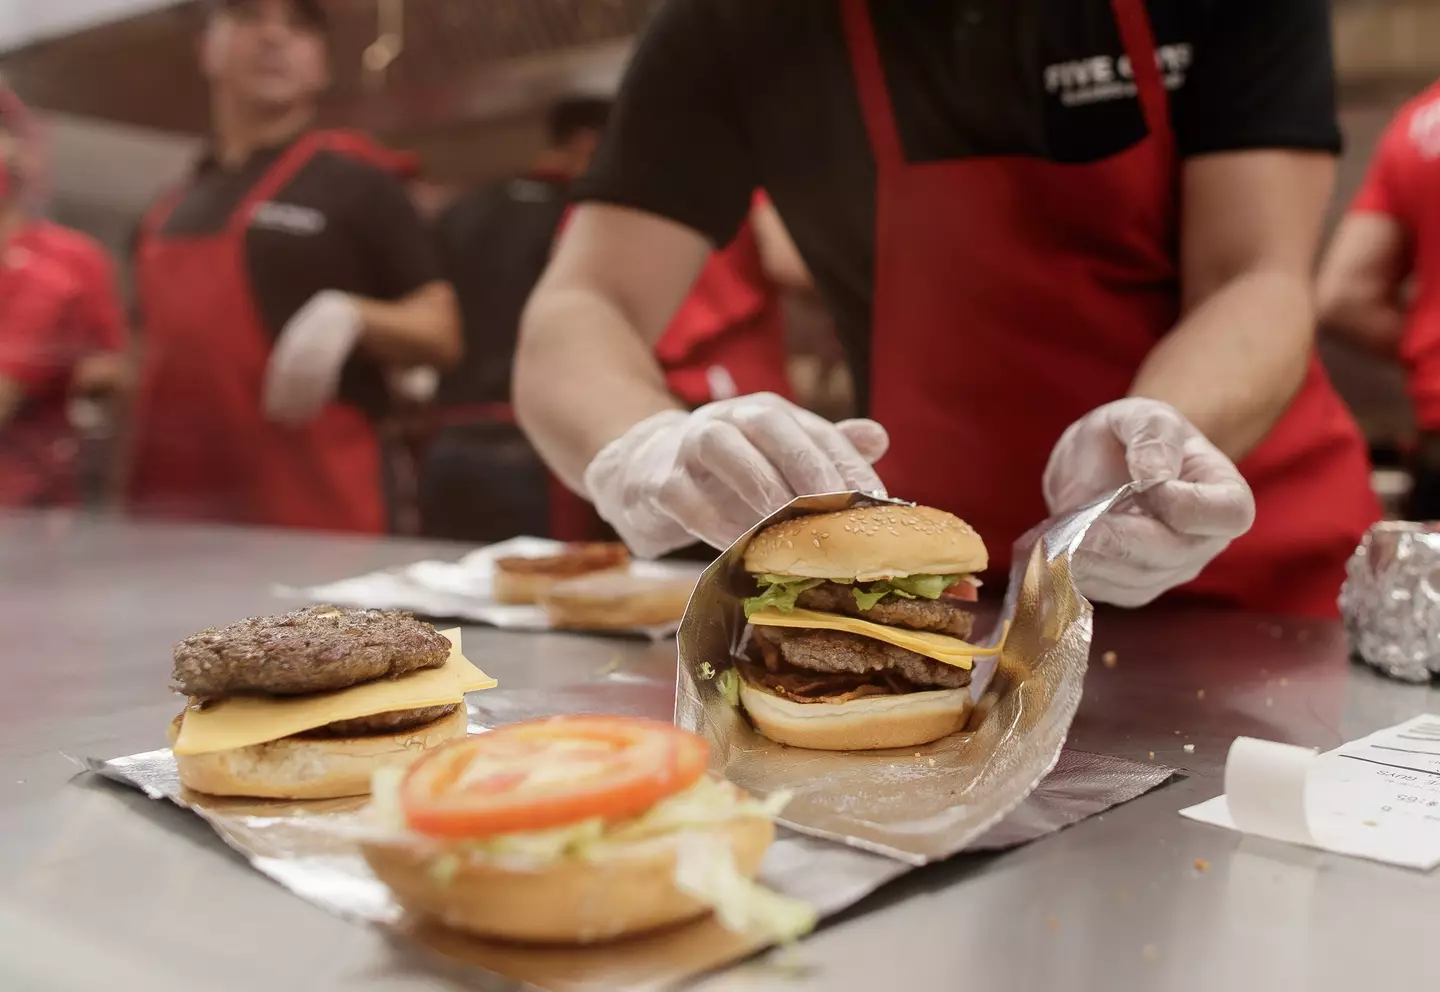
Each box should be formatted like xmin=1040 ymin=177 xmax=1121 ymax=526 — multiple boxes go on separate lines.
xmin=676 ymin=488 xmax=1153 ymax=864
xmin=1340 ymin=522 xmax=1440 ymax=683
xmin=86 ymin=684 xmax=1172 ymax=989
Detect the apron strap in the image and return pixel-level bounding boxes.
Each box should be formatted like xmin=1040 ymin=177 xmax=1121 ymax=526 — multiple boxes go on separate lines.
xmin=1110 ymin=0 xmax=1173 ymax=144
xmin=839 ymin=0 xmax=906 ymax=169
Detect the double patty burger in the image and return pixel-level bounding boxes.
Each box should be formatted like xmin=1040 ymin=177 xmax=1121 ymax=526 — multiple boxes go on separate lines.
xmin=169 ymin=606 xmax=479 ymax=799
xmin=737 ymin=505 xmax=993 ymax=751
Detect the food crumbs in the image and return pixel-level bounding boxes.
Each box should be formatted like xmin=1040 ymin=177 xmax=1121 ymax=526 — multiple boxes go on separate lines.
xmin=813 ymin=539 xmax=821 ymax=548
xmin=1148 ymin=751 xmax=1155 ymax=760
xmin=1363 ymin=819 xmax=1379 ymax=828
xmin=1196 ymin=689 xmax=1206 ymax=700
xmin=1142 ymin=945 xmax=1160 ymax=963
xmin=1044 ymin=915 xmax=1061 ymax=933
xmin=914 ymin=752 xmax=923 ymax=758
xmin=1193 ymin=858 xmax=1209 ymax=873
xmin=1101 ymin=650 xmax=1118 ymax=668
xmin=1183 ymin=744 xmax=1195 ymax=753
xmin=1174 ymin=730 xmax=1182 ymax=736
xmin=928 ymin=758 xmax=937 ymax=767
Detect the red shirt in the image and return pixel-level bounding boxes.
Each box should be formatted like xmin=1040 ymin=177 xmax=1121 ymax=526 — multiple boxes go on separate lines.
xmin=0 ymin=221 xmax=127 ymax=506
xmin=1350 ymin=82 xmax=1440 ymax=428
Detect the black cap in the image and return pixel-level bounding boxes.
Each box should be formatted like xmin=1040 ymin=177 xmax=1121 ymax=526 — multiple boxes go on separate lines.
xmin=209 ymin=0 xmax=329 ymax=33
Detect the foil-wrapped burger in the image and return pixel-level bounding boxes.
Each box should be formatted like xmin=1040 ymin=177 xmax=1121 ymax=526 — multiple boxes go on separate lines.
xmin=1339 ymin=522 xmax=1440 ymax=683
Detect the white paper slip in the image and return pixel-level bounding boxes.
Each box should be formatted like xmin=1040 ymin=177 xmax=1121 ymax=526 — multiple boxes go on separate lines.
xmin=1180 ymin=714 xmax=1440 ymax=870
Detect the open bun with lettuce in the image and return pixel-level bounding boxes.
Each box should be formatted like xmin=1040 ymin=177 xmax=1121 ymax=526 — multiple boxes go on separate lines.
xmin=736 ymin=504 xmax=996 ymax=751
xmin=360 ymin=715 xmax=814 ymax=945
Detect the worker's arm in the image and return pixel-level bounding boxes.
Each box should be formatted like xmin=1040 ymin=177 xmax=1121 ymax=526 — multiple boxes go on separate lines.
xmin=751 ymin=196 xmax=812 ymax=292
xmin=353 ymin=280 xmax=461 ymax=371
xmin=514 ymin=204 xmax=710 ymax=492
xmin=1129 ymin=150 xmax=1334 ymax=460
xmin=1316 ymin=213 xmax=1410 ymax=357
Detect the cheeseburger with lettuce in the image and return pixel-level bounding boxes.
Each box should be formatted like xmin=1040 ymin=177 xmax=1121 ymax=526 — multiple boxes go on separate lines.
xmin=737 ymin=504 xmax=994 ymax=751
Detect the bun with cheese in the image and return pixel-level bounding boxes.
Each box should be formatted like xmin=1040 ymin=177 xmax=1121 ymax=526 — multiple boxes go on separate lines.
xmin=360 ymin=716 xmax=815 ymax=945
xmin=540 ymin=572 xmax=695 ymax=629
xmin=169 ymin=607 xmax=488 ymax=799
xmin=492 ymin=542 xmax=630 ymax=605
xmin=736 ymin=504 xmax=987 ymax=751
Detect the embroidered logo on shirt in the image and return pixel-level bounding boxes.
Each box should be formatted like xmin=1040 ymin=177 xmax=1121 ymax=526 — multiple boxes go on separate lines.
xmin=1043 ymin=44 xmax=1192 ymax=107
xmin=250 ymin=201 xmax=328 ymax=236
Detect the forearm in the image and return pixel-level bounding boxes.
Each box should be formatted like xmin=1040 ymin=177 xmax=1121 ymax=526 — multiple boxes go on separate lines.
xmin=354 ymin=282 xmax=461 ymax=370
xmin=1131 ymin=269 xmax=1313 ymax=460
xmin=514 ymin=286 xmax=681 ymax=493
xmin=1319 ymin=298 xmax=1406 ymax=357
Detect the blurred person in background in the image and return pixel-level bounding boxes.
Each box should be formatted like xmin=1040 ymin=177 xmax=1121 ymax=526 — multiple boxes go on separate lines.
xmin=516 ymin=0 xmax=1379 ymax=617
xmin=126 ymin=0 xmax=459 ymax=533
xmin=423 ymin=97 xmax=807 ymax=544
xmin=0 ymin=88 xmax=130 ymax=508
xmin=1319 ymin=82 xmax=1440 ymax=520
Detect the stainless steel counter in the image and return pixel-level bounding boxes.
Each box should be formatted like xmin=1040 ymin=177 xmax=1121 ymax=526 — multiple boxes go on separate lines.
xmin=2 ymin=511 xmax=1438 ymax=992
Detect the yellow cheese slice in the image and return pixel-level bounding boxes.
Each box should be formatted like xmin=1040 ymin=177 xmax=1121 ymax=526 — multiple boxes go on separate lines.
xmin=173 ymin=629 xmax=496 ymax=756
xmin=748 ymin=608 xmax=1005 ymax=670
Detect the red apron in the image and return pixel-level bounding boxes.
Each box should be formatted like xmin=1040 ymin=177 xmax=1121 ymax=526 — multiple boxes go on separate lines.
xmin=128 ymin=131 xmax=392 ymax=533
xmin=842 ymin=0 xmax=1378 ymax=618
xmin=549 ymin=214 xmax=792 ymax=540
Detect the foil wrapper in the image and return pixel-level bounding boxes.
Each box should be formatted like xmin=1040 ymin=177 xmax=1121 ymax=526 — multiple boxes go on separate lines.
xmin=1340 ymin=522 xmax=1440 ymax=683
xmin=676 ymin=488 xmax=1146 ymax=864
xmin=273 ymin=536 xmax=702 ymax=640
xmin=87 ymin=682 xmax=1171 ymax=989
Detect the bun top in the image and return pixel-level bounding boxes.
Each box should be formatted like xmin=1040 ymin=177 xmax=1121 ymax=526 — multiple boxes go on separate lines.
xmin=742 ymin=505 xmax=988 ymax=582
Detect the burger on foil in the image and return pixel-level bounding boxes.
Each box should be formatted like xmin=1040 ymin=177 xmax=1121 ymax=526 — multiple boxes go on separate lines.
xmin=735 ymin=504 xmax=999 ymax=751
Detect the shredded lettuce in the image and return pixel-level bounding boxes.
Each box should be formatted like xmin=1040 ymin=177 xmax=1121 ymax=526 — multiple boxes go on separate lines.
xmin=698 ymin=661 xmax=717 ymax=680
xmin=852 ymin=573 xmax=960 ymax=611
xmin=742 ymin=575 xmax=825 ymax=618
xmin=674 ymin=833 xmax=817 ymax=945
xmin=746 ymin=572 xmax=965 ymax=617
xmin=716 ymin=667 xmax=741 ymax=707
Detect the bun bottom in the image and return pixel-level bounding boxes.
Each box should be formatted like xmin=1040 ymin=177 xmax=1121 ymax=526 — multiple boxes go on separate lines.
xmin=738 ymin=679 xmax=969 ymax=751
xmin=493 ymin=565 xmax=627 ymax=605
xmin=169 ymin=706 xmax=470 ymax=800
xmin=362 ymin=816 xmax=774 ymax=944
xmin=541 ymin=576 xmax=694 ymax=629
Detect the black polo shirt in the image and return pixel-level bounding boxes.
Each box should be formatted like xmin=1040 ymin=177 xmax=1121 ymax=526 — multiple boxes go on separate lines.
xmin=576 ymin=0 xmax=1342 ymax=414
xmin=137 ymin=134 xmax=441 ymax=417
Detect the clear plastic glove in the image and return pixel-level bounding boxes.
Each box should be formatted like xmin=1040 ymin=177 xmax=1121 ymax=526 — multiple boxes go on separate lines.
xmin=1043 ymin=398 xmax=1256 ymax=608
xmin=263 ymin=290 xmax=363 ymax=424
xmin=584 ymin=392 xmax=890 ymax=559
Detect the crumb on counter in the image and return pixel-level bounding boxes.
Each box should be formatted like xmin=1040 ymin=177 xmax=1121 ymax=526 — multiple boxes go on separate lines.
xmin=1183 ymin=744 xmax=1195 ymax=753
xmin=1196 ymin=689 xmax=1206 ymax=701
xmin=1148 ymin=750 xmax=1155 ymax=760
xmin=1101 ymin=650 xmax=1118 ymax=668
xmin=1193 ymin=858 xmax=1209 ymax=873
xmin=1044 ymin=915 xmax=1061 ymax=932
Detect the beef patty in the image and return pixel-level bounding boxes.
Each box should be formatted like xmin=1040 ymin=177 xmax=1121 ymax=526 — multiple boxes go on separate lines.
xmin=795 ymin=582 xmax=975 ymax=638
xmin=172 ymin=605 xmax=451 ymax=698
xmin=752 ymin=626 xmax=971 ymax=690
xmin=301 ymin=704 xmax=459 ymax=738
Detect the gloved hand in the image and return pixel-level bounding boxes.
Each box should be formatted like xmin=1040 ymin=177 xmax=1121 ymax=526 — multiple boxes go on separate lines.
xmin=584 ymin=392 xmax=890 ymax=559
xmin=1043 ymin=398 xmax=1255 ymax=608
xmin=263 ymin=290 xmax=363 ymax=424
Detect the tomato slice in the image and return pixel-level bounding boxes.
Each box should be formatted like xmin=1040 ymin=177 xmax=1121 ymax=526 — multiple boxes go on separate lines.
xmin=941 ymin=577 xmax=980 ymax=603
xmin=400 ymin=715 xmax=710 ymax=839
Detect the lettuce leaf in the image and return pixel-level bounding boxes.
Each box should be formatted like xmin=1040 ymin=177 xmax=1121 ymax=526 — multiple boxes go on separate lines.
xmin=674 ymin=832 xmax=817 ymax=945
xmin=742 ymin=575 xmax=825 ymax=618
xmin=851 ymin=573 xmax=960 ymax=611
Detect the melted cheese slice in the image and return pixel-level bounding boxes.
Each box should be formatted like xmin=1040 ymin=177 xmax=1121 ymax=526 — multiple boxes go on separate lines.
xmin=747 ymin=608 xmax=1005 ymax=670
xmin=173 ymin=629 xmax=496 ymax=756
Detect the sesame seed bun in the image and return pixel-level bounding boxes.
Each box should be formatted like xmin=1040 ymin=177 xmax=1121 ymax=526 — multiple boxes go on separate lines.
xmin=742 ymin=505 xmax=987 ymax=582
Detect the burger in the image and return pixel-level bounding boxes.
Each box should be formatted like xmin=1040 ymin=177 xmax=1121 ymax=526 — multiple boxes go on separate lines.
xmin=492 ymin=542 xmax=630 ymax=605
xmin=735 ymin=504 xmax=993 ymax=751
xmin=360 ymin=715 xmax=815 ymax=945
xmin=540 ymin=572 xmax=696 ymax=630
xmin=168 ymin=606 xmax=492 ymax=799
